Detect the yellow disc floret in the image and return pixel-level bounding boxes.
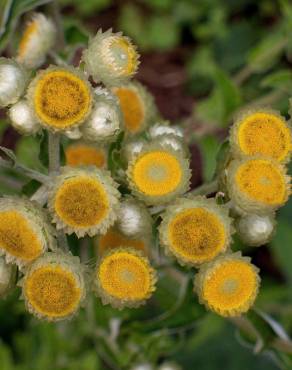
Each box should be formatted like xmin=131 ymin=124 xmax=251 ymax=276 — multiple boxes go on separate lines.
xmin=48 ymin=167 xmax=120 ymax=237
xmin=194 ymin=252 xmax=260 ymax=317
xmin=28 ymin=66 xmax=92 ymax=131
xmin=127 ymin=143 xmax=190 ymax=205
xmin=22 ymin=253 xmax=86 ymax=321
xmin=65 ymin=143 xmax=106 ymax=168
xmin=230 ymin=109 xmax=292 ymax=162
xmin=112 ymin=82 xmax=156 ymax=135
xmin=95 ymin=248 xmax=157 ymax=309
xmin=227 ymin=157 xmax=290 ymax=213
xmin=160 ymin=197 xmax=232 ymax=266
xmin=98 ymin=227 xmax=148 ymax=256
xmin=0 ymin=197 xmax=55 ymax=267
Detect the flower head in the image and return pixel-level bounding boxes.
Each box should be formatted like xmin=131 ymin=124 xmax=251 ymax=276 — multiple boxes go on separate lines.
xmin=116 ymin=197 xmax=152 ymax=238
xmin=9 ymin=99 xmax=40 ymax=135
xmin=83 ymin=29 xmax=139 ymax=86
xmin=112 ymin=81 xmax=156 ymax=135
xmin=230 ymin=108 xmax=292 ymax=162
xmin=97 ymin=226 xmax=149 ymax=256
xmin=27 ymin=65 xmax=93 ymax=131
xmin=21 ymin=252 xmax=86 ymax=321
xmin=94 ymin=248 xmax=156 ymax=309
xmin=48 ymin=167 xmax=120 ymax=237
xmin=127 ymin=142 xmax=191 ymax=205
xmin=0 ymin=58 xmax=27 ymax=107
xmin=65 ymin=142 xmax=107 ymax=168
xmin=81 ymin=89 xmax=122 ymax=142
xmin=160 ymin=197 xmax=232 ymax=266
xmin=236 ymin=213 xmax=276 ymax=247
xmin=227 ymin=157 xmax=290 ymax=214
xmin=17 ymin=13 xmax=56 ymax=69
xmin=0 ymin=197 xmax=55 ymax=267
xmin=194 ymin=252 xmax=260 ymax=317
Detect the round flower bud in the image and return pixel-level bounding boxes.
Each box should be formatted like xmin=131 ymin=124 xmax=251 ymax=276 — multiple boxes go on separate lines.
xmin=48 ymin=167 xmax=120 ymax=237
xmin=65 ymin=142 xmax=107 ymax=169
xmin=226 ymin=156 xmax=290 ymax=214
xmin=0 ymin=257 xmax=16 ymax=297
xmin=230 ymin=107 xmax=292 ymax=163
xmin=236 ymin=213 xmax=276 ymax=247
xmin=112 ymin=81 xmax=156 ymax=135
xmin=81 ymin=91 xmax=122 ymax=142
xmin=127 ymin=142 xmax=191 ymax=205
xmin=160 ymin=197 xmax=232 ymax=267
xmin=82 ymin=29 xmax=139 ymax=86
xmin=20 ymin=252 xmax=86 ymax=321
xmin=17 ymin=13 xmax=56 ymax=69
xmin=94 ymin=247 xmax=157 ymax=309
xmin=97 ymin=226 xmax=150 ymax=257
xmin=0 ymin=196 xmax=56 ymax=268
xmin=27 ymin=65 xmax=93 ymax=132
xmin=0 ymin=58 xmax=27 ymax=107
xmin=9 ymin=99 xmax=40 ymax=135
xmin=149 ymin=123 xmax=183 ymax=139
xmin=159 ymin=134 xmax=189 ymax=157
xmin=131 ymin=364 xmax=154 ymax=370
xmin=194 ymin=252 xmax=260 ymax=317
xmin=116 ymin=197 xmax=152 ymax=238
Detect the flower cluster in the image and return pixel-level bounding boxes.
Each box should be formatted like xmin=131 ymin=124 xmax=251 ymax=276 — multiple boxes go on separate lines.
xmin=0 ymin=13 xmax=290 ymax=323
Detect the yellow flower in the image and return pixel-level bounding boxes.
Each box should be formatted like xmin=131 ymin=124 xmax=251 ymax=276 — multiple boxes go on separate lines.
xmin=95 ymin=248 xmax=157 ymax=309
xmin=127 ymin=143 xmax=191 ymax=205
xmin=27 ymin=66 xmax=93 ymax=131
xmin=160 ymin=197 xmax=232 ymax=266
xmin=0 ymin=197 xmax=55 ymax=268
xmin=97 ymin=226 xmax=149 ymax=257
xmin=48 ymin=167 xmax=120 ymax=237
xmin=230 ymin=108 xmax=292 ymax=162
xmin=21 ymin=252 xmax=86 ymax=321
xmin=17 ymin=13 xmax=56 ymax=69
xmin=65 ymin=142 xmax=107 ymax=168
xmin=82 ymin=29 xmax=139 ymax=86
xmin=227 ymin=156 xmax=290 ymax=214
xmin=194 ymin=252 xmax=260 ymax=317
xmin=112 ymin=81 xmax=156 ymax=135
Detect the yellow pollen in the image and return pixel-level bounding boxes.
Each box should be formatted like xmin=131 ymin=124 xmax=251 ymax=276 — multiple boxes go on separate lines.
xmin=202 ymin=260 xmax=258 ymax=316
xmin=0 ymin=210 xmax=43 ymax=262
xmin=54 ymin=176 xmax=109 ymax=228
xmin=238 ymin=113 xmax=291 ymax=161
xmin=132 ymin=151 xmax=182 ymax=196
xmin=18 ymin=20 xmax=38 ymax=59
xmin=113 ymin=87 xmax=144 ymax=133
xmin=108 ymin=38 xmax=137 ymax=75
xmin=99 ymin=227 xmax=147 ymax=255
xmin=25 ymin=265 xmax=81 ymax=318
xmin=235 ymin=159 xmax=287 ymax=205
xmin=65 ymin=145 xmax=106 ymax=168
xmin=168 ymin=208 xmax=226 ymax=263
xmin=99 ymin=251 xmax=152 ymax=300
xmin=33 ymin=70 xmax=91 ymax=129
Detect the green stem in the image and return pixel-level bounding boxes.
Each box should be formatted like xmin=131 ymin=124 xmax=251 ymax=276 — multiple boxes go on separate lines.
xmin=48 ymin=132 xmax=60 ymax=174
xmin=190 ymin=179 xmax=218 ymax=196
xmin=0 ymin=158 xmax=49 ymax=183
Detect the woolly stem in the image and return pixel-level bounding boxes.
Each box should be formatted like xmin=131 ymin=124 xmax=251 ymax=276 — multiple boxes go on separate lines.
xmin=48 ymin=132 xmax=60 ymax=174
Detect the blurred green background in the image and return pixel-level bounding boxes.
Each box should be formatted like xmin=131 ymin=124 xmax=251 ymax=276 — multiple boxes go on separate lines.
xmin=0 ymin=0 xmax=292 ymax=369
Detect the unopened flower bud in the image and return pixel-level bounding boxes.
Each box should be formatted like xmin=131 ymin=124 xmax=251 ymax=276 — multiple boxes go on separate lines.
xmin=9 ymin=99 xmax=40 ymax=135
xmin=0 ymin=58 xmax=27 ymax=107
xmin=236 ymin=213 xmax=276 ymax=246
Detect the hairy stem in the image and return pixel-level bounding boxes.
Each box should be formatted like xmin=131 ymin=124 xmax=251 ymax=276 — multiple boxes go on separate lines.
xmin=48 ymin=132 xmax=60 ymax=174
xmin=190 ymin=179 xmax=218 ymax=196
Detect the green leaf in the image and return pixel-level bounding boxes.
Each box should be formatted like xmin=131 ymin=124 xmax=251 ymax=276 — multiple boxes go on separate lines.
xmin=0 ymin=0 xmax=53 ymax=51
xmin=261 ymin=69 xmax=292 ymax=92
xmin=247 ymin=30 xmax=287 ymax=73
xmin=147 ymin=15 xmax=180 ymax=50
